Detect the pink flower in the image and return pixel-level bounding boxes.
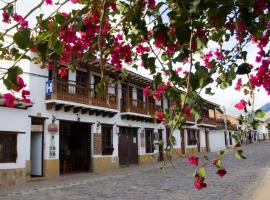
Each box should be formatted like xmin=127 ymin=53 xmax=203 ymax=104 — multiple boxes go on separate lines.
xmin=22 ymin=90 xmax=30 ymax=104
xmin=58 ymin=67 xmax=68 ymax=78
xmin=216 ymin=169 xmax=227 ymax=177
xmin=194 ymin=176 xmax=207 ymax=190
xmin=45 ymin=0 xmax=53 ymax=5
xmin=3 ymin=93 xmax=15 ymax=107
xmin=71 ymin=0 xmax=77 ymax=3
xmin=13 ymin=76 xmax=26 ymax=92
xmin=2 ymin=10 xmax=10 ymax=23
xmin=143 ymin=85 xmax=150 ymax=97
xmin=156 ymin=111 xmax=164 ymax=121
xmin=256 ymin=56 xmax=262 ymax=63
xmin=185 ymin=107 xmax=191 ymax=116
xmin=12 ymin=13 xmax=23 ymax=22
xmin=188 ymin=156 xmax=199 ymax=166
xmin=234 ymin=78 xmax=242 ymax=91
xmin=235 ymin=99 xmax=247 ymax=110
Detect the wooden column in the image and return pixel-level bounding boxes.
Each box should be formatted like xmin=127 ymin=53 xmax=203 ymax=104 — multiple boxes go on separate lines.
xmin=126 ymin=82 xmax=130 ymax=112
xmin=115 ymin=81 xmax=119 ymax=109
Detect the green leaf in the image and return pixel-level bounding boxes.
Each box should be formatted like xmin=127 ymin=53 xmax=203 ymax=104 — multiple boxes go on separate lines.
xmin=235 ymin=150 xmax=246 ymax=159
xmin=236 ymin=63 xmax=251 ymax=75
xmin=255 ymin=109 xmax=265 ymax=118
xmin=203 ymin=156 xmax=209 ymax=161
xmin=215 ymin=159 xmax=222 ymax=168
xmin=55 ymin=13 xmax=66 ymax=25
xmin=218 ymin=150 xmax=225 ymax=155
xmin=197 ymin=166 xmax=206 ymax=177
xmin=13 ymin=29 xmax=32 ymax=50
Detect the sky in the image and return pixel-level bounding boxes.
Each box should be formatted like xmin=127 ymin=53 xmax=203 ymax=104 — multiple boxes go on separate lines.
xmin=0 ymin=0 xmax=269 ymax=115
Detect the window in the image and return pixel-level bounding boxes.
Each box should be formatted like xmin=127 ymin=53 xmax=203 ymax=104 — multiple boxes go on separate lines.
xmin=102 ymin=125 xmax=113 ymax=155
xmin=0 ymin=133 xmax=17 ymax=163
xmin=145 ymin=129 xmax=154 ymax=153
xmin=187 ymin=129 xmax=197 ymax=145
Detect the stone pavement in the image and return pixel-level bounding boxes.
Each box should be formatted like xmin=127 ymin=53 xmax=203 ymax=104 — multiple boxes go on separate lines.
xmin=1 ymin=141 xmax=270 ymax=200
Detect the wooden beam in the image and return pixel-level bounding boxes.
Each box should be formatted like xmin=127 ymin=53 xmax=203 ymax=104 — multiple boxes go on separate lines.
xmin=89 ymin=109 xmax=95 ymax=115
xmin=73 ymin=107 xmax=81 ymax=113
xmin=64 ymin=105 xmax=73 ymax=112
xmin=81 ymin=108 xmax=89 ymax=114
xmin=55 ymin=104 xmax=64 ymax=111
xmin=108 ymin=112 xmax=115 ymax=118
xmin=102 ymin=112 xmax=108 ymax=117
xmin=46 ymin=103 xmax=55 ymax=110
xmin=96 ymin=111 xmax=101 ymax=116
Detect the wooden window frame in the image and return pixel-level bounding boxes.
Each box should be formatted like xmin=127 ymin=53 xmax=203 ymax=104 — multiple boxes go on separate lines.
xmin=145 ymin=129 xmax=154 ymax=153
xmin=187 ymin=129 xmax=197 ymax=146
xmin=0 ymin=132 xmax=17 ymax=163
xmin=101 ymin=125 xmax=113 ymax=155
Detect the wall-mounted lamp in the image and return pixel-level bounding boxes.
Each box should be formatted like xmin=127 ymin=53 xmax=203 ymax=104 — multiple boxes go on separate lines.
xmin=96 ymin=121 xmax=101 ymax=128
xmin=52 ymin=115 xmax=56 ymax=124
xmin=77 ymin=113 xmax=80 ymax=122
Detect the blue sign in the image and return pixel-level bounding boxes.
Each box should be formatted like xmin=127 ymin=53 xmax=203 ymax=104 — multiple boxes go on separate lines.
xmin=46 ymin=80 xmax=53 ymax=96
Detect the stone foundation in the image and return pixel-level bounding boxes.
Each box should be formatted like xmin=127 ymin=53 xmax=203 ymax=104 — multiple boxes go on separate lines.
xmin=185 ymin=147 xmax=199 ymax=155
xmin=171 ymin=148 xmax=182 ymax=158
xmin=44 ymin=159 xmax=59 ymax=178
xmin=25 ymin=160 xmax=31 ymax=181
xmin=0 ymin=168 xmax=26 ymax=186
xmin=139 ymin=153 xmax=158 ymax=164
xmin=92 ymin=156 xmax=119 ymax=172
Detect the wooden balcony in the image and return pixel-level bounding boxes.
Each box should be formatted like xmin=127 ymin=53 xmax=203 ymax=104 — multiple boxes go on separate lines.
xmin=185 ymin=115 xmax=196 ymax=123
xmin=198 ymin=116 xmax=217 ymax=126
xmin=121 ymin=98 xmax=162 ymax=116
xmin=46 ymin=80 xmax=118 ymax=110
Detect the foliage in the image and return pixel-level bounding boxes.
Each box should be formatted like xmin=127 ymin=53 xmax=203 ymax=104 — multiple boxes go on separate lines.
xmin=0 ymin=0 xmax=269 ymax=190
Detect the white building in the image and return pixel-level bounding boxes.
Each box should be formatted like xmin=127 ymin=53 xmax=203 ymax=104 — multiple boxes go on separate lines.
xmin=0 ymin=60 xmax=224 ymax=186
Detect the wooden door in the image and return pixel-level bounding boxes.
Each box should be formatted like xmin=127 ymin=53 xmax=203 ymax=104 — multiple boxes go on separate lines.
xmin=196 ymin=131 xmax=200 ymax=152
xmin=205 ymin=129 xmax=209 ymax=152
xmin=76 ymin=70 xmax=88 ymax=96
xmin=158 ymin=129 xmax=164 ymax=161
xmin=118 ymin=127 xmax=138 ymax=165
xmin=180 ymin=129 xmax=185 ymax=154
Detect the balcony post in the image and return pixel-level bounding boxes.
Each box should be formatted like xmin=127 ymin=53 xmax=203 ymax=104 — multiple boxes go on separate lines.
xmin=126 ymin=82 xmax=130 ymax=112
xmin=115 ymin=81 xmax=119 ymax=109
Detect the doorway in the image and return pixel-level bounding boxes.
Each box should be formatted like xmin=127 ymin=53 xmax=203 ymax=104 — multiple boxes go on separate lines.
xmin=30 ymin=117 xmax=44 ymax=177
xmin=118 ymin=127 xmax=138 ymax=166
xmin=59 ymin=121 xmax=91 ymax=174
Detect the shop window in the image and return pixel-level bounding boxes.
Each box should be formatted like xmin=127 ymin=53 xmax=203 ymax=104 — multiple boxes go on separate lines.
xmin=0 ymin=133 xmax=17 ymax=163
xmin=102 ymin=125 xmax=113 ymax=155
xmin=145 ymin=129 xmax=154 ymax=153
xmin=187 ymin=129 xmax=197 ymax=146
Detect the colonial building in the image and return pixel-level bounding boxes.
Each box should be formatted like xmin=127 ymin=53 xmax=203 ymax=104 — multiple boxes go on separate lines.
xmin=0 ymin=60 xmax=224 ymax=186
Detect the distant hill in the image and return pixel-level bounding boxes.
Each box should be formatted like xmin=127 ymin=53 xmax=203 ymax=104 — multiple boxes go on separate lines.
xmin=260 ymin=103 xmax=270 ymax=112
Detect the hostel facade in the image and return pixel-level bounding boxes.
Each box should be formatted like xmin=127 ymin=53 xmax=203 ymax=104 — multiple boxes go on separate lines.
xmin=0 ymin=61 xmax=222 ymax=186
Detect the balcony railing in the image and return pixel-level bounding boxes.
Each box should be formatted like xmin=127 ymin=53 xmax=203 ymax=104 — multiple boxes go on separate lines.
xmin=121 ymin=98 xmax=162 ymax=116
xmin=185 ymin=115 xmax=196 ymax=123
xmin=198 ymin=116 xmax=216 ymax=126
xmin=46 ymin=80 xmax=118 ymax=109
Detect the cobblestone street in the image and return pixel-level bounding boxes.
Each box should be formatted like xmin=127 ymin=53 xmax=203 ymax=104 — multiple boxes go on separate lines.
xmin=1 ymin=141 xmax=270 ymax=200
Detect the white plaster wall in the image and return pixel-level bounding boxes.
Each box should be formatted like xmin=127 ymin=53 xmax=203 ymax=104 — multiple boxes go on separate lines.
xmin=200 ymin=128 xmax=206 ymax=148
xmin=172 ymin=129 xmax=180 ymax=148
xmin=209 ymin=130 xmax=226 ymax=152
xmin=0 ymin=107 xmax=31 ymax=169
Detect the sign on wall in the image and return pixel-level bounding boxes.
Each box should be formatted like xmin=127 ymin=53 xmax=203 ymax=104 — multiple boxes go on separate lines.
xmin=46 ymin=80 xmax=53 ymax=96
xmin=48 ymin=123 xmax=58 ymax=134
xmin=31 ymin=125 xmax=43 ymax=132
xmin=93 ymin=133 xmax=102 ymax=155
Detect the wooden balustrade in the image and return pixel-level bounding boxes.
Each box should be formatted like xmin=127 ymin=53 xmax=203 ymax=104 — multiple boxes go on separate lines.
xmin=120 ymin=98 xmax=163 ymax=116
xmin=198 ymin=116 xmax=216 ymax=126
xmin=47 ymin=80 xmax=118 ymax=109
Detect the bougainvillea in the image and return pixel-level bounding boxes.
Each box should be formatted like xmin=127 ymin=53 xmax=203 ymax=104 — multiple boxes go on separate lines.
xmin=0 ymin=0 xmax=269 ymax=190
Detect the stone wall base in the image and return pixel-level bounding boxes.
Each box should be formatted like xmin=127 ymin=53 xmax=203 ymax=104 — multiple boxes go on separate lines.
xmin=0 ymin=168 xmax=26 ymax=186
xmin=185 ymin=147 xmax=199 ymax=155
xmin=92 ymin=156 xmax=119 ymax=172
xmin=139 ymin=154 xmax=158 ymax=164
